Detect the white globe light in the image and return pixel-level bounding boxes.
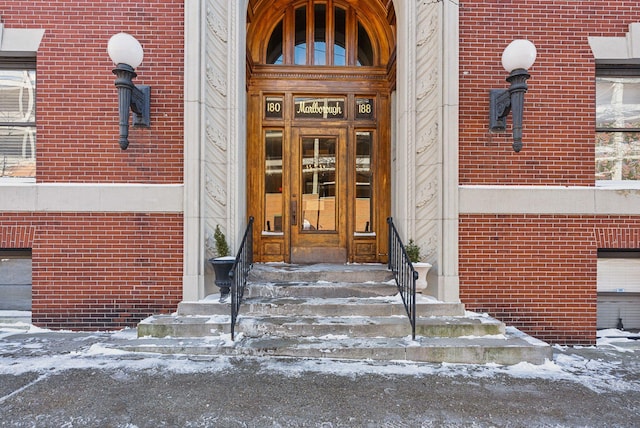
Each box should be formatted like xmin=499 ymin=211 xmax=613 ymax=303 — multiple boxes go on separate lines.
xmin=107 ymin=32 xmax=144 ymax=69
xmin=501 ymin=39 xmax=537 ymax=72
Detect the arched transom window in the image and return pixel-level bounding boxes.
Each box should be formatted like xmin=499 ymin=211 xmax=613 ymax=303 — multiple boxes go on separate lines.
xmin=264 ymin=1 xmax=376 ymax=66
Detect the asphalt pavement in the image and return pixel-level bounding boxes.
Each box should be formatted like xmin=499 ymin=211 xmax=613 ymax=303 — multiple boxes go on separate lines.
xmin=0 ymin=324 xmax=638 ymax=427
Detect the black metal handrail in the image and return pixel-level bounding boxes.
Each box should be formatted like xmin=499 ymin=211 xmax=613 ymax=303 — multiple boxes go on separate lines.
xmin=228 ymin=216 xmax=254 ymax=340
xmin=387 ymin=217 xmax=418 ymax=340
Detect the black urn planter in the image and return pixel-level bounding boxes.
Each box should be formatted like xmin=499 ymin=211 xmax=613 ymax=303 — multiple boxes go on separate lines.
xmin=209 ymin=256 xmax=235 ymax=302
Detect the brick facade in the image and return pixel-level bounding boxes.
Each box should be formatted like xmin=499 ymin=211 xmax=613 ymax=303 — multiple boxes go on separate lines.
xmin=459 ymin=1 xmax=640 ymax=344
xmin=0 ymin=1 xmax=184 ymax=330
xmin=0 ymin=0 xmax=184 ymax=183
xmin=459 ymin=215 xmax=640 ymax=345
xmin=1 ymin=213 xmax=183 ymax=330
xmin=1 ymin=0 xmax=638 ymax=343
xmin=460 ymin=1 xmax=640 ymax=185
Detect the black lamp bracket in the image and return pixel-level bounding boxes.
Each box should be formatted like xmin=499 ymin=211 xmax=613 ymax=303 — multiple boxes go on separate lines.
xmin=112 ymin=63 xmax=151 ymax=150
xmin=489 ymin=89 xmax=512 ymax=133
xmin=488 ymin=68 xmax=530 ymax=152
xmin=131 ymin=85 xmax=151 ymax=127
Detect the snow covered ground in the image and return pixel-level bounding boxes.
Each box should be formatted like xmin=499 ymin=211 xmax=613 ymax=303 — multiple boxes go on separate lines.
xmin=0 ymin=323 xmax=638 ymax=395
xmin=0 ymin=322 xmax=638 ymax=427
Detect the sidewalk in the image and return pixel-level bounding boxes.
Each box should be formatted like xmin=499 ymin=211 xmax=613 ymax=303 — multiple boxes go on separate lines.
xmin=0 ymin=320 xmax=638 ymax=427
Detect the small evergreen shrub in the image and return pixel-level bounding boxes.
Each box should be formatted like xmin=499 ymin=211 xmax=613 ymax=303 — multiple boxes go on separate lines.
xmin=214 ymin=225 xmax=230 ymax=257
xmin=405 ymin=239 xmax=421 ymax=263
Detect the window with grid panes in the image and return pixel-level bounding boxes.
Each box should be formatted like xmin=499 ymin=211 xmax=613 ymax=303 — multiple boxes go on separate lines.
xmin=596 ymin=67 xmax=640 ymax=181
xmin=0 ymin=58 xmax=36 ymax=179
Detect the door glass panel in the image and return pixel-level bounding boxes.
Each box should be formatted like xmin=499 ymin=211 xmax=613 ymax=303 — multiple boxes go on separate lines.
xmin=334 ymin=6 xmax=346 ymax=66
xmin=264 ymin=130 xmax=283 ymax=232
xmin=314 ymin=3 xmax=327 ymax=65
xmin=301 ymin=137 xmax=336 ymax=232
xmin=355 ymin=131 xmax=373 ymax=232
xmin=295 ymin=6 xmax=307 ymax=65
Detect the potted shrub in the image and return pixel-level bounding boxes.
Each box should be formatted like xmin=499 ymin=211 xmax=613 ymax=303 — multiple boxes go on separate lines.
xmin=208 ymin=225 xmax=235 ymax=302
xmin=405 ymin=239 xmax=432 ymax=293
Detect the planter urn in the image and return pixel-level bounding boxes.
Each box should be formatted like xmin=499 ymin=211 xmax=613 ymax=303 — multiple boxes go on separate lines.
xmin=413 ymin=262 xmax=432 ymax=293
xmin=208 ymin=256 xmax=235 ymax=301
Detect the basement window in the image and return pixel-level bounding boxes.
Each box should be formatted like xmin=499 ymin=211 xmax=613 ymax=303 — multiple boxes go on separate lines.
xmin=0 ymin=248 xmax=32 ymax=312
xmin=597 ymin=250 xmax=640 ymax=331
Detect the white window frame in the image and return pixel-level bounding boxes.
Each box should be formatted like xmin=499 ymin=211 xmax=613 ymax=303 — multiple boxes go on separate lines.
xmin=0 ymin=21 xmax=44 ymax=183
xmin=589 ymin=23 xmax=640 ymax=188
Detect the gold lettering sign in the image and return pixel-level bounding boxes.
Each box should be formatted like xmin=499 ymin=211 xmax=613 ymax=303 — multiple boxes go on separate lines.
xmin=294 ymin=98 xmax=345 ymax=119
xmin=356 ymin=98 xmax=375 ymax=120
xmin=265 ymin=97 xmax=283 ymax=119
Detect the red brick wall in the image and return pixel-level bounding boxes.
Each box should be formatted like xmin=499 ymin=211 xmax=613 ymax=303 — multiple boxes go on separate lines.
xmin=459 ymin=2 xmax=640 ymax=344
xmin=460 ymin=215 xmax=640 ymax=345
xmin=1 ymin=213 xmax=183 ymax=330
xmin=459 ymin=1 xmax=640 ymax=186
xmin=0 ymin=2 xmax=184 ymax=329
xmin=0 ymin=225 xmax=35 ymax=248
xmin=0 ymin=0 xmax=184 ymax=183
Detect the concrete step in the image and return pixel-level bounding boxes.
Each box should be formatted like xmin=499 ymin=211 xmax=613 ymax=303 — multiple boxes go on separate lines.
xmin=236 ymin=327 xmax=549 ymax=365
xmin=249 ymin=263 xmax=393 ymax=284
xmin=244 ymin=281 xmax=399 ymax=299
xmin=0 ymin=310 xmax=32 ymax=325
xmin=137 ymin=315 xmax=231 ymax=338
xmin=138 ymin=312 xmax=503 ymax=340
xmin=131 ymin=263 xmax=553 ymax=365
xmin=118 ymin=326 xmax=551 ymax=366
xmin=240 ymin=314 xmax=505 ymax=339
xmin=178 ymin=296 xmax=466 ymax=318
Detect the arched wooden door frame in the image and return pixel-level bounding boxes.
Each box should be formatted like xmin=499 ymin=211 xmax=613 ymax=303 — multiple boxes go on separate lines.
xmin=247 ymin=0 xmax=396 ymax=264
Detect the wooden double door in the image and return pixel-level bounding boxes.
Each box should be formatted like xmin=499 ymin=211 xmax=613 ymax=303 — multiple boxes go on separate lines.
xmin=247 ymin=88 xmax=390 ymax=264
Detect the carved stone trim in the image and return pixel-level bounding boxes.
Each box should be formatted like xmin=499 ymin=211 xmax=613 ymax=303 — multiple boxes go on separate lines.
xmin=416 ymin=14 xmax=438 ymax=46
xmin=206 ymin=63 xmax=227 ymax=97
xmin=206 ymin=120 xmax=228 ymax=152
xmin=416 ymin=122 xmax=438 ymax=155
xmin=205 ymin=174 xmax=228 ymax=207
xmin=589 ymin=22 xmax=640 ymax=62
xmin=416 ymin=68 xmax=438 ymax=100
xmin=416 ymin=181 xmax=438 ymax=209
xmin=206 ymin=6 xmax=228 ymax=43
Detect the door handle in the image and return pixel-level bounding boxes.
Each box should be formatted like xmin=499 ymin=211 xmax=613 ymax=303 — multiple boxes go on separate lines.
xmin=291 ymin=200 xmax=297 ymax=226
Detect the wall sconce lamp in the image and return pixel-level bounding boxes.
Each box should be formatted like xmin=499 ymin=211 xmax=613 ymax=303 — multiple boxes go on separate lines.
xmin=107 ymin=33 xmax=150 ymax=150
xmin=489 ymin=39 xmax=537 ymax=152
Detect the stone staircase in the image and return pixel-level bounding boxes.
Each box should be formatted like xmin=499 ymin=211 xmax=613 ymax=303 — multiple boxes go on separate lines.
xmin=128 ymin=264 xmax=551 ymax=365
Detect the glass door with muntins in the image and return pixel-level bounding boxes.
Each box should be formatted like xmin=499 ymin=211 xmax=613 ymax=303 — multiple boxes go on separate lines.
xmin=290 ymin=127 xmax=347 ymax=263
